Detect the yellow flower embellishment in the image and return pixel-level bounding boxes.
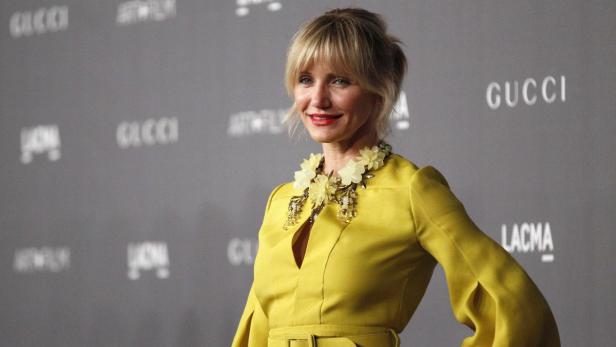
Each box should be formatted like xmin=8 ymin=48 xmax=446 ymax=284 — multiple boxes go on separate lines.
xmin=285 ymin=141 xmax=392 ymax=228
xmin=293 ymin=153 xmax=323 ymax=190
xmin=339 ymin=159 xmax=366 ymax=186
xmin=293 ymin=170 xmax=315 ymax=190
xmin=308 ymin=174 xmax=337 ymax=207
xmin=359 ymin=146 xmax=386 ymax=170
xmin=302 ymin=153 xmax=323 ymax=171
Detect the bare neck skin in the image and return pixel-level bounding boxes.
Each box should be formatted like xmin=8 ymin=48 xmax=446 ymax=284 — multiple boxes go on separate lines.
xmin=321 ymin=127 xmax=379 ymax=176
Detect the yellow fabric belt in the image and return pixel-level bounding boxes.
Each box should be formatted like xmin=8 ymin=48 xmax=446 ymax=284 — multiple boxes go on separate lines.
xmin=268 ymin=324 xmax=400 ymax=347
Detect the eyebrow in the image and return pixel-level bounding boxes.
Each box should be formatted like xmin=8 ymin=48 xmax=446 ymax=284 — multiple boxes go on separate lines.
xmin=298 ymin=71 xmax=349 ymax=79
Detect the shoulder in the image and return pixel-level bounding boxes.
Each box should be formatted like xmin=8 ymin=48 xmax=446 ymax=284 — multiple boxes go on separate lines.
xmin=369 ymin=153 xmax=449 ymax=189
xmin=384 ymin=154 xmax=459 ymax=211
xmin=364 ymin=153 xmax=418 ymax=188
xmin=405 ymin=161 xmax=464 ymax=220
xmin=264 ymin=182 xmax=291 ymax=206
xmin=383 ymin=153 xmax=451 ymax=189
xmin=267 ymin=182 xmax=295 ymax=200
xmin=262 ymin=181 xmax=301 ymax=213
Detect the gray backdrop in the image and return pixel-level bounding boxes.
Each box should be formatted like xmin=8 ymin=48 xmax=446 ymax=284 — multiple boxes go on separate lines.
xmin=1 ymin=0 xmax=615 ymax=346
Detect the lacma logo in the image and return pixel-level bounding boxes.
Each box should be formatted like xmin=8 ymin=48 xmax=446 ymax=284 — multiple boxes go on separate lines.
xmin=486 ymin=75 xmax=566 ymax=110
xmin=127 ymin=241 xmax=170 ymax=280
xmin=9 ymin=6 xmax=69 ymax=39
xmin=390 ymin=91 xmax=410 ymax=130
xmin=116 ymin=117 xmax=178 ymax=148
xmin=235 ymin=0 xmax=282 ymax=17
xmin=14 ymin=247 xmax=70 ymax=273
xmin=227 ymin=238 xmax=257 ymax=266
xmin=21 ymin=125 xmax=61 ymax=164
xmin=501 ymin=221 xmax=555 ymax=263
xmin=227 ymin=108 xmax=286 ymax=137
xmin=117 ymin=0 xmax=176 ymax=26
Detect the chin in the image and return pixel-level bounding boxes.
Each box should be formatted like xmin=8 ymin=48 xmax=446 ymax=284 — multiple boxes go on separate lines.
xmin=305 ymin=128 xmax=346 ymax=144
xmin=307 ymin=134 xmax=336 ymax=144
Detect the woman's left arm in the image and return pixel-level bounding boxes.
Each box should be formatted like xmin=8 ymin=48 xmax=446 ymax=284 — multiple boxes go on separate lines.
xmin=231 ymin=183 xmax=285 ymax=347
xmin=231 ymin=283 xmax=269 ymax=347
xmin=409 ymin=166 xmax=560 ymax=347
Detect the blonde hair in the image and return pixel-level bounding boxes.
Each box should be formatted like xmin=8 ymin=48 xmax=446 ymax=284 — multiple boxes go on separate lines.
xmin=284 ymin=8 xmax=407 ymax=138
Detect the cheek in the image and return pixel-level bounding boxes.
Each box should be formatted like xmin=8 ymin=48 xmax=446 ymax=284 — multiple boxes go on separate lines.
xmin=293 ymin=89 xmax=309 ymax=111
xmin=357 ymin=97 xmax=376 ymax=118
xmin=337 ymin=92 xmax=372 ymax=119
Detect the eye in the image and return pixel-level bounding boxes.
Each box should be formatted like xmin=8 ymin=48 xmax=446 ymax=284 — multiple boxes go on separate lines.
xmin=332 ymin=77 xmax=351 ymax=86
xmin=298 ymin=75 xmax=312 ymax=85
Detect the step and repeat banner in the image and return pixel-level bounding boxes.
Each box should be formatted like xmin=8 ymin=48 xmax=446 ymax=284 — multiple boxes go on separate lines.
xmin=1 ymin=0 xmax=614 ymax=346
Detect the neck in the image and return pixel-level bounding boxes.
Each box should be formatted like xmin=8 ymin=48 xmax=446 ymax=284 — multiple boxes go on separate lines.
xmin=321 ymin=132 xmax=379 ymax=176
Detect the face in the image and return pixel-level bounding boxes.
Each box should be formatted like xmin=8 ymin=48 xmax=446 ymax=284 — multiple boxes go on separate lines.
xmin=293 ymin=62 xmax=378 ymax=145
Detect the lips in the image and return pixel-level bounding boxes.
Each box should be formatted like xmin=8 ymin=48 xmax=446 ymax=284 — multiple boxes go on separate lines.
xmin=308 ymin=113 xmax=342 ymax=126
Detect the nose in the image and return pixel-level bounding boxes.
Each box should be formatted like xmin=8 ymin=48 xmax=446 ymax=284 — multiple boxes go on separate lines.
xmin=310 ymin=81 xmax=332 ymax=109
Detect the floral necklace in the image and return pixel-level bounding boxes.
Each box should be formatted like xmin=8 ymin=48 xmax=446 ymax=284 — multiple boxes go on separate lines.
xmin=284 ymin=141 xmax=392 ymax=229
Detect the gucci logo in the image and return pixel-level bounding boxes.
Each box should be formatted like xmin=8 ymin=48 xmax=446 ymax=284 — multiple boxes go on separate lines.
xmin=10 ymin=6 xmax=69 ymax=38
xmin=116 ymin=117 xmax=178 ymax=148
xmin=486 ymin=75 xmax=566 ymax=110
xmin=227 ymin=238 xmax=257 ymax=266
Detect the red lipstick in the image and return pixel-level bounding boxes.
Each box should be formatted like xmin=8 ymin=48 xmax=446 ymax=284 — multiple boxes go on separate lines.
xmin=308 ymin=113 xmax=342 ymax=126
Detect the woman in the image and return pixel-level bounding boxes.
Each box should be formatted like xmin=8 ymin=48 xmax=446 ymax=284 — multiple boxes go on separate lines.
xmin=232 ymin=8 xmax=560 ymax=347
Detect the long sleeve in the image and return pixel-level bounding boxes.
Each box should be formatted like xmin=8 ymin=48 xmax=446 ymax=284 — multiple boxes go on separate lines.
xmin=231 ymin=183 xmax=285 ymax=347
xmin=409 ymin=166 xmax=560 ymax=347
xmin=231 ymin=284 xmax=269 ymax=347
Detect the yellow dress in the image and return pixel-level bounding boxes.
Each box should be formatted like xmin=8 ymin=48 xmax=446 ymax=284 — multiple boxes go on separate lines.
xmin=232 ymin=154 xmax=560 ymax=347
